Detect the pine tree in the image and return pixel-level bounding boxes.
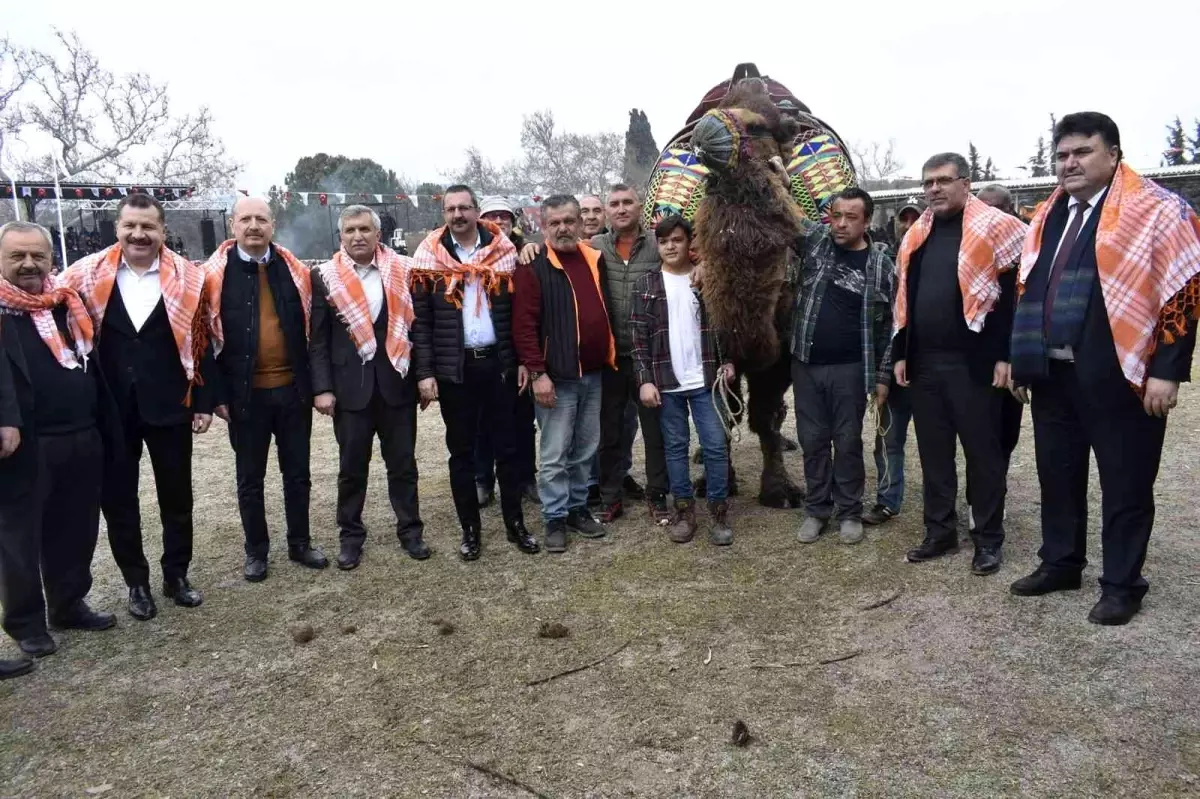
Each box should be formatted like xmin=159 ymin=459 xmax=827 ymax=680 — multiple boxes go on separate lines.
xmin=1163 ymin=116 xmax=1187 ymax=166
xmin=982 ymin=157 xmax=997 ymax=181
xmin=967 ymin=142 xmax=982 ymax=181
xmin=1190 ymin=119 xmax=1200 ymax=164
xmin=1027 ymin=136 xmax=1049 ymax=178
xmin=622 ymin=109 xmax=659 ymax=190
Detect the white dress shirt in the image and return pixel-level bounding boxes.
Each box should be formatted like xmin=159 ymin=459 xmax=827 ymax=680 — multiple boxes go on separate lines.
xmin=453 ymin=229 xmax=498 ymax=349
xmin=115 ymin=257 xmax=163 ymax=331
xmin=354 ymin=261 xmax=385 ymax=322
xmin=1050 ymin=186 xmax=1108 ymax=265
xmin=237 ymin=245 xmax=270 ymax=265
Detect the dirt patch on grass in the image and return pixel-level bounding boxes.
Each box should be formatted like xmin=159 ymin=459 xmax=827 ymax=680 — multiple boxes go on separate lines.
xmin=1 ymin=387 xmax=1198 ymax=796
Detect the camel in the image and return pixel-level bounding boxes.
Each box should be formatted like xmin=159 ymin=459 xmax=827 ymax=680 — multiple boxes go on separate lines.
xmin=642 ymin=63 xmax=858 ymax=507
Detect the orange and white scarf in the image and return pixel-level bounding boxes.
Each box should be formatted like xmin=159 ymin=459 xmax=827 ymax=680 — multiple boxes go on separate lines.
xmin=1019 ymin=162 xmax=1200 ymax=388
xmin=894 ymin=193 xmax=1027 ymax=334
xmin=201 ymin=239 xmax=313 ymax=356
xmin=0 ymin=277 xmax=94 ymax=369
xmin=60 ymin=244 xmax=206 ymax=381
xmin=410 ymin=220 xmax=517 ymax=314
xmin=315 ymin=244 xmax=414 ymax=376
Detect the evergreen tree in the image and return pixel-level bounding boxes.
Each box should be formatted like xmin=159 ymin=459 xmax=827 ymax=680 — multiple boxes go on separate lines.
xmin=967 ymin=142 xmax=982 ymax=181
xmin=622 ymin=109 xmax=659 ymax=191
xmin=982 ymin=157 xmax=997 ymax=181
xmin=1027 ymin=136 xmax=1049 ymax=178
xmin=1163 ymin=116 xmax=1187 ymax=166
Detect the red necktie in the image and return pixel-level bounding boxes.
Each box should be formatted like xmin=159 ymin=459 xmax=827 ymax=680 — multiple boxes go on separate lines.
xmin=1043 ymin=200 xmax=1089 ymax=334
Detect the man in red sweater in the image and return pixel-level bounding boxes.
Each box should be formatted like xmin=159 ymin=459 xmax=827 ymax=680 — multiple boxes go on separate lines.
xmin=512 ymin=195 xmax=616 ymax=552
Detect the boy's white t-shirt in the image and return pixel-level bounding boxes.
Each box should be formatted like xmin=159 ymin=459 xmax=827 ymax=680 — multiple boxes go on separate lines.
xmin=661 ymin=269 xmax=705 ymax=393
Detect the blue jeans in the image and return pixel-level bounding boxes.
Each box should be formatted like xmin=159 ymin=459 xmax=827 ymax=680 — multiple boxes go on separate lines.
xmin=873 ymin=384 xmax=912 ymax=512
xmin=535 ymin=372 xmax=602 ymax=521
xmin=659 ymin=386 xmax=729 ymax=502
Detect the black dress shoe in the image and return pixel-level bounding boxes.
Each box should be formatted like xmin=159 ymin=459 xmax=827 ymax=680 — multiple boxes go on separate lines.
xmin=506 ymin=520 xmax=541 ymax=554
xmin=244 ymin=555 xmax=268 ymax=582
xmin=337 ymin=541 xmax=362 ymax=571
xmin=459 ymin=528 xmax=482 ymax=562
xmin=0 ymin=658 xmax=33 ymax=680
xmin=971 ymin=545 xmax=1003 ymax=575
xmin=163 ymin=577 xmax=203 ymax=608
xmin=1009 ymin=567 xmax=1082 ymax=596
xmin=50 ymin=602 xmax=117 ymax=631
xmin=906 ymin=535 xmax=959 ymax=563
xmin=400 ymin=536 xmax=431 ymax=561
xmin=128 ymin=585 xmax=158 ymax=621
xmin=288 ymin=544 xmax=329 ymax=570
xmin=18 ymin=633 xmax=57 ymax=658
xmin=1087 ymin=595 xmax=1142 ymax=626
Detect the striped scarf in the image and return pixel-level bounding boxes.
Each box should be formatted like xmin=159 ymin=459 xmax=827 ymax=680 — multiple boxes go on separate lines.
xmin=893 ymin=193 xmax=1027 ymax=335
xmin=201 ymin=240 xmax=313 ymax=356
xmin=1014 ymin=163 xmax=1200 ymax=390
xmin=315 ymin=244 xmax=414 ymax=376
xmin=60 ymin=243 xmax=207 ymax=382
xmin=410 ymin=221 xmax=517 ymax=313
xmin=0 ymin=277 xmax=94 ymax=369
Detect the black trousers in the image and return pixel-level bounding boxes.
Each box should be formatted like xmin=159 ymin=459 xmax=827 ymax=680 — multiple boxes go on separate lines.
xmin=599 ymin=356 xmax=667 ymax=504
xmin=227 ymin=384 xmax=313 ymax=557
xmin=1031 ymin=361 xmax=1165 ymax=599
xmin=103 ymin=396 xmax=194 ymax=587
xmin=908 ymin=351 xmax=1006 ymax=547
xmin=438 ymin=353 xmax=522 ymax=530
xmin=475 ymin=389 xmax=536 ymax=491
xmin=965 ymin=388 xmax=1025 ymax=511
xmin=792 ymin=360 xmax=867 ymax=521
xmin=0 ymin=428 xmax=102 ymax=640
xmin=332 ymin=392 xmax=422 ymax=546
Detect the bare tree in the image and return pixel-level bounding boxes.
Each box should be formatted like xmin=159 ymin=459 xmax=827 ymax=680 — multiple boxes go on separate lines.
xmin=14 ymin=29 xmax=238 ymax=185
xmin=516 ymin=110 xmax=624 ymax=194
xmin=850 ymin=139 xmax=905 ymax=189
xmin=444 ymin=147 xmax=507 ymax=195
xmin=0 ymin=37 xmax=41 ymax=173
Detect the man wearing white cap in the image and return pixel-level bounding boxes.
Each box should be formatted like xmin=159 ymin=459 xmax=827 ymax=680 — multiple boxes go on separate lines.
xmin=473 ymin=196 xmax=538 ymax=509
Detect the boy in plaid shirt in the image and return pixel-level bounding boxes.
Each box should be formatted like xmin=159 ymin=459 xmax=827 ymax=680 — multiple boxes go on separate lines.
xmin=630 ymin=216 xmax=736 ymax=545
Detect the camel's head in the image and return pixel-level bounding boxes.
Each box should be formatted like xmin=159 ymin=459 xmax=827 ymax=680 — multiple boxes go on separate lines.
xmin=691 ymin=79 xmax=798 ymax=172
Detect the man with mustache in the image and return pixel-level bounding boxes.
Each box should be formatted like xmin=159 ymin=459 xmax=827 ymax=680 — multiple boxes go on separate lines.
xmin=0 ymin=221 xmax=121 ymax=668
xmin=891 ymin=153 xmax=1026 ymax=577
xmin=411 ymin=186 xmax=538 ymax=561
xmin=310 ymin=205 xmax=427 ymax=570
xmin=62 ymin=193 xmax=215 ymax=620
xmin=203 ymin=197 xmax=328 ymax=583
xmin=580 ymin=195 xmax=606 ymax=237
xmin=513 ymin=195 xmax=614 ymax=552
xmin=1009 ymin=112 xmax=1200 ymax=624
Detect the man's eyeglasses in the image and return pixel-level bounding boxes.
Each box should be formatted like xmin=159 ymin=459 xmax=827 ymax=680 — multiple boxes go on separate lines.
xmin=443 ymin=205 xmax=475 ymax=214
xmin=921 ymin=176 xmax=967 ymax=191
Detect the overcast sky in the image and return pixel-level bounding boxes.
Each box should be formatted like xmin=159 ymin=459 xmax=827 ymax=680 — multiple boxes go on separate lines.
xmin=9 ymin=0 xmax=1200 ymax=194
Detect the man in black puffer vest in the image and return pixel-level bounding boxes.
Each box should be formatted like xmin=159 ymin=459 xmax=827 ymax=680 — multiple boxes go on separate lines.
xmin=411 ymin=185 xmax=539 ymax=561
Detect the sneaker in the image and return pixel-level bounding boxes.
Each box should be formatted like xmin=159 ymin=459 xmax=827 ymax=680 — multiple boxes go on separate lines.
xmin=862 ymin=504 xmax=897 ymax=526
xmin=797 ymin=516 xmax=824 ymax=543
xmin=622 ymin=475 xmax=646 ymax=501
xmin=647 ymin=493 xmax=672 ymax=526
xmin=566 ymin=507 xmax=606 ymax=539
xmin=596 ymin=500 xmax=623 ymax=523
xmin=839 ymin=519 xmax=864 ymax=545
xmin=544 ymin=519 xmax=568 ymax=553
xmin=667 ymin=499 xmax=697 ymax=543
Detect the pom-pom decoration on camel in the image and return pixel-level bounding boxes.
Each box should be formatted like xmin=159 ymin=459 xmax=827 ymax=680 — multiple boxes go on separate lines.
xmin=642 ymin=63 xmax=858 ymax=506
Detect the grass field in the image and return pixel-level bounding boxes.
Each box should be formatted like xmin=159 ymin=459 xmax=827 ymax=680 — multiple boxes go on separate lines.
xmin=1 ymin=381 xmax=1197 ymax=797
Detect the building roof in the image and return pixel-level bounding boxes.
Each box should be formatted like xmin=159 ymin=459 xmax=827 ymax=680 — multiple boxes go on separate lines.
xmin=869 ymin=163 xmax=1200 ymax=201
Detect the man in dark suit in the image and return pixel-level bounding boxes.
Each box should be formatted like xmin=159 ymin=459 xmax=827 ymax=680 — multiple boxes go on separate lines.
xmin=309 ymin=205 xmax=428 ymax=570
xmin=0 ymin=221 xmax=120 ymax=665
xmin=62 ymin=193 xmax=215 ymax=621
xmin=0 ymin=354 xmax=32 ymax=681
xmin=1009 ymin=112 xmax=1199 ymax=625
xmin=207 ymin=198 xmax=327 ymax=582
xmin=411 ymin=185 xmax=538 ymax=561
